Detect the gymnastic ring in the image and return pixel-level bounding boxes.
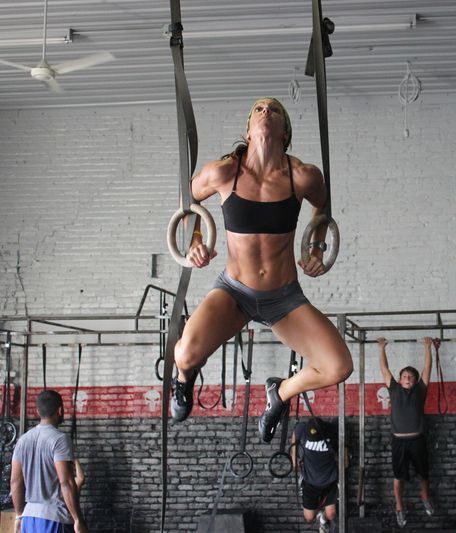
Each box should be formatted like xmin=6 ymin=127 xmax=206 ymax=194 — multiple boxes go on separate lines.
xmin=228 ymin=451 xmax=254 ymax=478
xmin=167 ymin=203 xmax=217 ymax=268
xmin=0 ymin=421 xmax=17 ymax=449
xmin=300 ymin=214 xmax=340 ymax=273
xmin=155 ymin=357 xmax=164 ymax=381
xmin=268 ymin=451 xmax=293 ymax=479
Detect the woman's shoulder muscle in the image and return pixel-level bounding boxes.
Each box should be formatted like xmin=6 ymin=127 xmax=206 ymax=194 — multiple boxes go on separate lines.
xmin=289 ymin=156 xmax=326 ymax=206
xmin=192 ymin=156 xmax=237 ymax=200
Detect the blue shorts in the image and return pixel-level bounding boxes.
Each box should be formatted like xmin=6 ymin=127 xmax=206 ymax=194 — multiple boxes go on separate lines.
xmin=213 ymin=270 xmax=310 ymax=327
xmin=21 ymin=517 xmax=73 ymax=533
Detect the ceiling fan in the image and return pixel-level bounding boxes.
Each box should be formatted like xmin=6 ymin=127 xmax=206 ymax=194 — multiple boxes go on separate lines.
xmin=0 ymin=0 xmax=115 ymax=93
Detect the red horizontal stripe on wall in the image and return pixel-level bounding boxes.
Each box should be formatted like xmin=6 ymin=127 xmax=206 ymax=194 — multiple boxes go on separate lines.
xmin=3 ymin=382 xmax=454 ymax=419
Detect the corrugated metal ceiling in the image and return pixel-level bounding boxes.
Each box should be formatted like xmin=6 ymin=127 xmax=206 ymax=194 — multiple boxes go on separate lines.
xmin=0 ymin=0 xmax=455 ymax=109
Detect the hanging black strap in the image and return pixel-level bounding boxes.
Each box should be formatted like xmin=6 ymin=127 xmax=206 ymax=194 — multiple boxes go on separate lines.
xmin=289 ymin=352 xmax=304 ymax=533
xmin=228 ymin=329 xmax=254 ymax=478
xmin=71 ymin=344 xmax=82 ymax=447
xmin=5 ymin=334 xmax=11 ymax=422
xmin=161 ymin=2 xmax=199 ymax=531
xmin=0 ymin=332 xmax=17 ymax=450
xmin=155 ymin=292 xmax=168 ymax=381
xmin=42 ymin=344 xmax=47 ymax=391
xmin=221 ymin=343 xmax=227 ymax=409
xmin=0 ymin=332 xmax=16 ymax=508
xmin=268 ymin=350 xmax=295 ymax=478
xmin=197 ymin=345 xmax=226 ymax=410
xmin=230 ymin=332 xmax=242 ymax=411
xmin=203 ymin=332 xmax=244 ymax=533
xmin=305 ymin=0 xmax=334 ymax=220
xmin=432 ymin=338 xmax=448 ymax=415
xmin=1 ymin=334 xmax=12 ymax=422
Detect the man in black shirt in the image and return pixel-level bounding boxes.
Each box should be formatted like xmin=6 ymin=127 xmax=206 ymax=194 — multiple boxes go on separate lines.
xmin=292 ymin=417 xmax=338 ymax=533
xmin=377 ymin=337 xmax=434 ymax=529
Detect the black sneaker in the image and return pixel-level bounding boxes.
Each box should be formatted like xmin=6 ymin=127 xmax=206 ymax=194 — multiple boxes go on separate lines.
xmin=171 ymin=371 xmax=198 ymax=422
xmin=258 ymin=377 xmax=289 ymax=443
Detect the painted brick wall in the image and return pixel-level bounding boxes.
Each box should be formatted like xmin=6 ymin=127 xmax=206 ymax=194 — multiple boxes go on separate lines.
xmin=12 ymin=414 xmax=451 ymax=533
xmin=1 ymin=96 xmax=455 ymax=387
xmin=0 ymin=97 xmax=455 ymax=316
xmin=1 ymin=97 xmax=455 ymax=531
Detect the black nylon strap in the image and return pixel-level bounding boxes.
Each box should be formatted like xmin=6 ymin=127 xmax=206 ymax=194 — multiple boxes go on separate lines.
xmin=42 ymin=344 xmax=47 ymax=391
xmin=306 ymin=0 xmax=334 ymax=220
xmin=161 ymin=2 xmax=199 ymax=530
xmin=268 ymin=352 xmax=295 ymax=478
xmin=196 ymin=344 xmax=226 ymax=410
xmin=204 ymin=333 xmax=245 ymax=533
xmin=239 ymin=330 xmax=253 ymax=453
xmin=2 ymin=333 xmax=12 ymax=421
xmin=221 ymin=343 xmax=226 ymax=408
xmin=155 ymin=292 xmax=166 ymax=381
xmin=228 ymin=329 xmax=254 ymax=479
xmin=71 ymin=344 xmax=82 ymax=446
xmin=279 ymin=351 xmax=296 ymax=453
xmin=432 ymin=338 xmax=448 ymax=415
xmin=206 ymin=457 xmax=230 ymax=533
xmin=231 ymin=333 xmax=241 ymax=411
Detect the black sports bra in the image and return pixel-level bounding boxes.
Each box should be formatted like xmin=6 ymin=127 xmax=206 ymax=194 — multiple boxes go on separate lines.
xmin=221 ymin=154 xmax=301 ymax=234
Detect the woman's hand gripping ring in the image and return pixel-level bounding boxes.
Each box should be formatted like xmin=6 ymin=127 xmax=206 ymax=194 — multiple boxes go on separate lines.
xmin=167 ymin=204 xmax=217 ymax=268
xmin=300 ymin=214 xmax=340 ymax=273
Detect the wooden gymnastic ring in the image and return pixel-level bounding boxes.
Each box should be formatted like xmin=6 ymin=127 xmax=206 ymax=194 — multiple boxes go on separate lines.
xmin=167 ymin=204 xmax=216 ymax=268
xmin=300 ymin=214 xmax=340 ymax=273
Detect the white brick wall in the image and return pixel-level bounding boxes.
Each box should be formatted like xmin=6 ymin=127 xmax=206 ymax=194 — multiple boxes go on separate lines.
xmin=1 ymin=95 xmax=455 ymax=385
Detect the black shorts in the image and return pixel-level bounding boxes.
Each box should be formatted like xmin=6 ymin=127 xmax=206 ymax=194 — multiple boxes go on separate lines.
xmin=392 ymin=434 xmax=429 ymax=481
xmin=301 ymin=480 xmax=338 ymax=511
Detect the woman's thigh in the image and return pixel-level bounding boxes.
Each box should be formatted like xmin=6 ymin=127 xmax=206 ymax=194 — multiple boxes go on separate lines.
xmin=178 ymin=288 xmax=248 ymax=360
xmin=272 ymin=303 xmax=352 ymax=372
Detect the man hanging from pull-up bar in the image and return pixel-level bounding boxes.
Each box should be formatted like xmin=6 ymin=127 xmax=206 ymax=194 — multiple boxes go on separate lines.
xmin=377 ymin=337 xmax=434 ymax=529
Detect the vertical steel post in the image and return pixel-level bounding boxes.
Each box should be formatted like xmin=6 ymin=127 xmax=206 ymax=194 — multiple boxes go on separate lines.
xmin=337 ymin=314 xmax=346 ymax=533
xmin=359 ymin=330 xmax=366 ymax=518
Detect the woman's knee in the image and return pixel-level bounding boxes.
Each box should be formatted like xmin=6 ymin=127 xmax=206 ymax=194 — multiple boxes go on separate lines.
xmin=321 ymin=357 xmax=353 ymax=385
xmin=338 ymin=355 xmax=354 ymax=381
xmin=174 ymin=338 xmax=206 ymax=370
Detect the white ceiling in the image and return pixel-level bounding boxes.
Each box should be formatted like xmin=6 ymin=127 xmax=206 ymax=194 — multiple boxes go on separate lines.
xmin=0 ymin=0 xmax=455 ymax=109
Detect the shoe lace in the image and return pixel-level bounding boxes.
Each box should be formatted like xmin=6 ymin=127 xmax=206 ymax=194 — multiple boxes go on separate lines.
xmin=173 ymin=379 xmax=188 ymax=405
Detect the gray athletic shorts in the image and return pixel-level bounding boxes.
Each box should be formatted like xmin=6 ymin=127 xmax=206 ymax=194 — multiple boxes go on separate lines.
xmin=213 ymin=270 xmax=310 ymax=327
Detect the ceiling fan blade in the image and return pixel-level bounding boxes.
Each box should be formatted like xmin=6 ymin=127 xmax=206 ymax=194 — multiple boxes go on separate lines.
xmin=45 ymin=77 xmax=64 ymax=93
xmin=53 ymin=51 xmax=115 ymax=75
xmin=0 ymin=59 xmax=32 ymax=72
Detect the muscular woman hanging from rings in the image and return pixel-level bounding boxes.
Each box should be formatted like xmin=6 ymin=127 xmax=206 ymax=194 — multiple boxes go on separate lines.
xmin=171 ymin=97 xmax=353 ymax=442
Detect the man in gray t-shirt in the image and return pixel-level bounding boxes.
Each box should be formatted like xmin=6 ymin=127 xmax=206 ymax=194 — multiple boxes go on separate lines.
xmin=11 ymin=390 xmax=87 ymax=533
